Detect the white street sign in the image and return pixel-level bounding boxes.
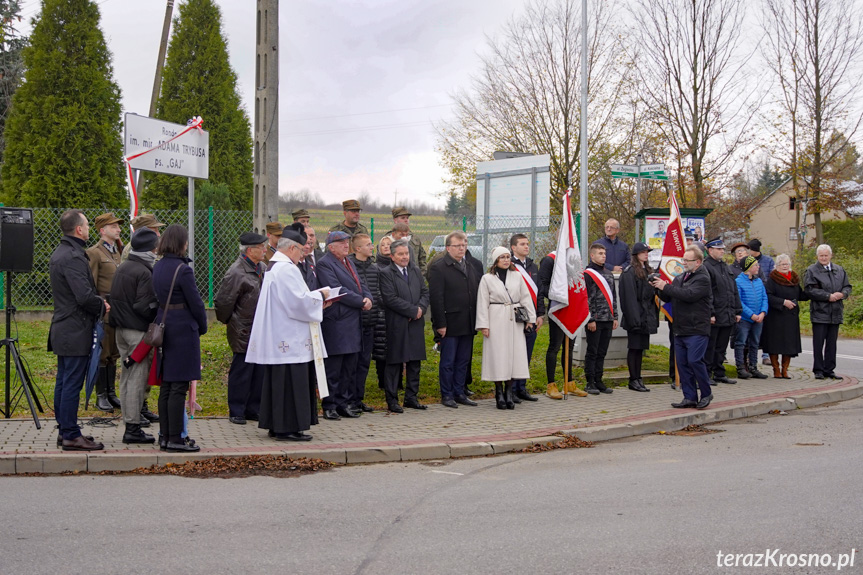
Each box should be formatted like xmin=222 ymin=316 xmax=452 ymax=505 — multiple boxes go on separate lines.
xmin=124 ymin=113 xmax=209 ymax=179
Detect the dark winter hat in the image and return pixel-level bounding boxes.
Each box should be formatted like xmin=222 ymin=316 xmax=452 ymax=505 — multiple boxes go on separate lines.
xmin=742 ymin=255 xmax=758 ymax=272
xmin=239 ymin=232 xmax=267 ymax=246
xmin=748 ymin=239 xmax=762 ymax=252
xmin=282 ymin=222 xmax=307 ymax=246
xmin=632 ymin=242 xmax=651 ymax=254
xmin=705 ymin=237 xmax=725 ymax=249
xmin=130 ymin=228 xmax=158 ymax=252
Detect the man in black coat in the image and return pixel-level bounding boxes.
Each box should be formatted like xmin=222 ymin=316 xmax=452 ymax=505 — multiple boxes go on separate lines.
xmin=299 ymin=226 xmax=320 ymax=290
xmin=109 ymin=228 xmax=160 ymax=444
xmin=509 ymin=234 xmax=543 ymax=402
xmin=214 ymin=232 xmax=267 ymax=425
xmin=49 ymin=210 xmax=107 ymax=451
xmin=804 ymin=244 xmax=852 ymax=379
xmin=379 ymin=239 xmax=430 ymax=412
xmin=428 ymin=231 xmax=481 ymax=408
xmin=348 ymin=233 xmax=384 ymax=413
xmin=651 ymin=245 xmax=715 ymax=409
xmin=702 ymin=238 xmax=742 ymax=384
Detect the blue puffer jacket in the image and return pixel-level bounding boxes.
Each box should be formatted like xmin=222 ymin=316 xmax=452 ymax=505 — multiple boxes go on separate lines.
xmin=735 ymin=273 xmax=768 ymax=323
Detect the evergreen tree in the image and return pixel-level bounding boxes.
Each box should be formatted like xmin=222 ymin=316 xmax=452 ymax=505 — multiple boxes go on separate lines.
xmin=0 ymin=1 xmax=27 ymax=174
xmin=0 ymin=0 xmax=124 ymax=207
xmin=143 ymin=0 xmax=253 ymax=210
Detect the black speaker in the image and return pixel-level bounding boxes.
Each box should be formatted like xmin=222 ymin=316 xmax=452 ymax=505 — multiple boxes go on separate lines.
xmin=0 ymin=207 xmax=34 ymax=273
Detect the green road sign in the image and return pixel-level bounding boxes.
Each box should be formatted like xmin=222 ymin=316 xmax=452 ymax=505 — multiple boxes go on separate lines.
xmin=642 ymin=174 xmax=668 ymax=181
xmin=639 ymin=163 xmax=665 ymax=177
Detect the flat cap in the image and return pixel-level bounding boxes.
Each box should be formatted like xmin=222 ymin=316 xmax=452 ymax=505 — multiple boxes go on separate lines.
xmin=265 ymin=221 xmax=284 ymax=236
xmin=130 ymin=228 xmax=158 ymax=252
xmin=93 ymin=212 xmax=123 ymax=230
xmin=342 ymin=199 xmax=361 ymax=211
xmin=391 ymin=206 xmax=412 ymax=218
xmin=326 ymin=230 xmax=351 ymax=245
xmin=292 ymin=208 xmax=310 ymax=220
xmin=239 ymin=232 xmax=267 ymax=245
xmin=131 ymin=213 xmax=165 ymax=230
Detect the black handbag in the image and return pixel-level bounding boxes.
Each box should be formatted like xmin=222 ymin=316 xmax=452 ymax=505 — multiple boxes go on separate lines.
xmin=503 ymin=279 xmax=530 ymax=323
xmin=143 ymin=264 xmax=182 ymax=347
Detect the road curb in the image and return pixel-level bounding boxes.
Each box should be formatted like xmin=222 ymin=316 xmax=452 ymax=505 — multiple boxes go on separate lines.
xmin=4 ymin=380 xmax=861 ymax=474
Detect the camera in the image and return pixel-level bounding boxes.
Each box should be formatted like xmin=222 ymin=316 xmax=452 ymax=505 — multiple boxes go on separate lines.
xmin=647 ymin=273 xmax=662 ymax=283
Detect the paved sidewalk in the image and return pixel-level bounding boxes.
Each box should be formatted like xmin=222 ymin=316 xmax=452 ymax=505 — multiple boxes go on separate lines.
xmin=1 ymin=368 xmax=860 ymax=474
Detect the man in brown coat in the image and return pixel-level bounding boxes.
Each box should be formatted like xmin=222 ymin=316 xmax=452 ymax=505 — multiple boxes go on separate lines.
xmin=86 ymin=213 xmax=124 ymax=412
xmin=263 ymin=221 xmax=283 ymax=265
xmin=121 ymin=213 xmax=165 ymax=262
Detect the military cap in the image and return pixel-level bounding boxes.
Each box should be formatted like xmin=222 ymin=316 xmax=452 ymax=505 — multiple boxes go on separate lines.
xmin=93 ymin=212 xmax=123 ymax=230
xmin=391 ymin=206 xmax=412 ymax=218
xmin=265 ymin=221 xmax=284 ymax=236
xmin=705 ymin=237 xmax=725 ymax=249
xmin=342 ymin=199 xmax=362 ymax=211
xmin=239 ymin=232 xmax=267 ymax=245
xmin=292 ymin=208 xmax=310 ymax=220
xmin=326 ymin=230 xmax=351 ymax=245
xmin=131 ymin=213 xmax=165 ymax=230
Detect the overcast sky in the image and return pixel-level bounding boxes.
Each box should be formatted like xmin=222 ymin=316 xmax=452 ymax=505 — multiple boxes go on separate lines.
xmin=18 ymin=0 xmax=529 ymax=208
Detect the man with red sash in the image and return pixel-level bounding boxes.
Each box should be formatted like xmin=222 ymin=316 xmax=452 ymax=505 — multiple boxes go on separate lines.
xmin=509 ymin=234 xmax=543 ymax=402
xmin=583 ymin=243 xmax=619 ymax=395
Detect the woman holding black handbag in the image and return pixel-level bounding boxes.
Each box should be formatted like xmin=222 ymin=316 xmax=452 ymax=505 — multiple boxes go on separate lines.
xmin=152 ymin=225 xmax=208 ymax=452
xmin=475 ymin=246 xmax=536 ymax=409
xmin=619 ymin=242 xmax=659 ymax=392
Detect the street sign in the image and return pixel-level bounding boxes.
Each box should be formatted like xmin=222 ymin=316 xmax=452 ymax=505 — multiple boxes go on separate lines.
xmin=639 ymin=163 xmax=665 ymax=176
xmin=610 ymin=164 xmax=639 ymax=178
xmin=124 ymin=113 xmax=209 ymax=179
xmin=642 ymin=174 xmax=668 ymax=181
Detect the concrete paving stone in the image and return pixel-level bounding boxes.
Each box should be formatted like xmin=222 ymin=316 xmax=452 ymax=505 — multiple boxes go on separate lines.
xmin=344 ymin=446 xmax=400 ymax=464
xmin=0 ymin=454 xmax=16 ymax=474
xmin=17 ymin=454 xmax=87 ymax=474
xmin=88 ymin=453 xmax=160 ymax=473
xmin=489 ymin=438 xmax=536 ymax=454
xmin=399 ymin=443 xmax=451 ymax=461
xmin=448 ymin=442 xmax=494 ymax=457
xmin=283 ymin=449 xmax=347 ymax=464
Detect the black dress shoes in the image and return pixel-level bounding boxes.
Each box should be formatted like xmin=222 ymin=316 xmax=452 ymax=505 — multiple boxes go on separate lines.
xmin=245 ymin=414 xmax=259 ymax=422
xmin=827 ymin=373 xmax=842 ymax=379
xmin=123 ymin=425 xmax=156 ymax=444
xmin=275 ymin=432 xmax=313 ymax=442
xmin=138 ymin=418 xmax=151 ymax=428
xmin=229 ymin=416 xmax=247 ymax=425
xmin=696 ymin=394 xmax=713 ymax=409
xmin=441 ymin=398 xmax=458 ymax=408
xmin=387 ymin=403 xmax=404 ymax=413
xmin=166 ymin=441 xmax=200 ymax=453
xmin=671 ymin=399 xmax=698 ymax=409
xmin=404 ymin=400 xmax=427 ymax=410
xmin=140 ymin=406 xmax=160 ymax=422
xmin=464 ymin=388 xmax=475 ymax=397
xmin=454 ymin=395 xmax=477 ymax=406
xmin=323 ymin=409 xmax=341 ymax=420
xmin=585 ymin=385 xmax=600 ymax=396
xmin=511 ymin=394 xmax=522 ymax=404
xmin=516 ymin=390 xmax=539 ymax=402
xmin=714 ymin=376 xmax=736 ymax=384
xmin=598 ymin=387 xmax=613 ymax=394
xmin=814 ymin=372 xmax=825 ymax=379
xmin=357 ymin=402 xmax=374 ymax=413
xmin=628 ymin=380 xmax=650 ymax=392
xmin=336 ymin=406 xmax=361 ymax=418
xmin=62 ymin=436 xmax=105 ymax=451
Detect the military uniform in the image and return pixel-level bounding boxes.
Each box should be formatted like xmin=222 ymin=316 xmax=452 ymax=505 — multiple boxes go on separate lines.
xmin=385 ymin=206 xmax=426 ymax=272
xmin=263 ymin=221 xmax=283 ymax=265
xmin=330 ymin=199 xmax=368 ymax=254
xmin=121 ymin=213 xmax=165 ymax=262
xmin=86 ymin=213 xmax=124 ymax=411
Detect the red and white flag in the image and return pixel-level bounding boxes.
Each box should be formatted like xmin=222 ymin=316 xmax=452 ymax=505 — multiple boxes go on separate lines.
xmin=658 ymin=190 xmax=686 ymax=321
xmin=547 ymin=189 xmax=589 ymax=338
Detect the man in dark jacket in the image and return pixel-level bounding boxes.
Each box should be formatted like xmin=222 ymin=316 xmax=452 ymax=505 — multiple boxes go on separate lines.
xmin=109 ymin=228 xmax=160 ymax=444
xmin=348 ymin=233 xmax=385 ymax=413
xmin=594 ymin=218 xmax=629 ymax=272
xmin=510 ymin=234 xmax=543 ymax=402
xmin=584 ymin=243 xmax=619 ymax=394
xmin=652 ymin=245 xmax=714 ymax=409
xmin=702 ymin=238 xmax=742 ymax=384
xmin=49 ymin=210 xmax=107 ymax=451
xmin=299 ymin=226 xmax=320 ymax=289
xmin=215 ymin=232 xmax=267 ymax=425
xmin=379 ymin=239 xmax=430 ymax=412
xmin=428 ymin=231 xmax=481 ymax=408
xmin=317 ymin=231 xmax=373 ymax=420
xmin=804 ymin=244 xmax=852 ymax=379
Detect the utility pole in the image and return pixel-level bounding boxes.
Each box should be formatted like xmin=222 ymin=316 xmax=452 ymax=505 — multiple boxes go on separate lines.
xmin=253 ymin=0 xmax=280 ymax=232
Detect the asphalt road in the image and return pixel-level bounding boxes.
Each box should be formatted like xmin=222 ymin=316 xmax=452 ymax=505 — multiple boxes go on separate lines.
xmin=2 ymin=395 xmax=862 ymax=574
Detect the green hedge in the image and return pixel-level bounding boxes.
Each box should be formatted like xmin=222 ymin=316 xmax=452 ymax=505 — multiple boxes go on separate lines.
xmin=823 ymin=219 xmax=863 ymax=256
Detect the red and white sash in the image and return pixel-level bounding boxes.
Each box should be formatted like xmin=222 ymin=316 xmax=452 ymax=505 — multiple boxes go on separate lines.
xmin=514 ymin=261 xmax=538 ymax=307
xmin=583 ymin=267 xmax=614 ymax=312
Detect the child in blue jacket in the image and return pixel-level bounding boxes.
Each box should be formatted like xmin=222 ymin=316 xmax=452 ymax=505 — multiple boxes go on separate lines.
xmin=735 ymin=256 xmax=769 ymax=379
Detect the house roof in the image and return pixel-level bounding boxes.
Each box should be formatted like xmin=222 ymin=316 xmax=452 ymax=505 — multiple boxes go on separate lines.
xmin=745 ymin=177 xmax=792 ymax=215
xmin=746 ymin=177 xmax=863 ymax=216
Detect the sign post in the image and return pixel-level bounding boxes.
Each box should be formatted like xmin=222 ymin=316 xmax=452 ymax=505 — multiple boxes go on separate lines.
xmin=611 ymin=159 xmax=667 ymax=242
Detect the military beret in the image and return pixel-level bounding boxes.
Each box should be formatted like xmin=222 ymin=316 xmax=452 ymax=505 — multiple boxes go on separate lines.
xmin=239 ymin=232 xmax=267 ymax=245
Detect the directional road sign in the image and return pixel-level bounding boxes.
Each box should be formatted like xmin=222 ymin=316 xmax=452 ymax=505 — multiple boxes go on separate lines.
xmin=610 ymin=164 xmax=639 ymax=178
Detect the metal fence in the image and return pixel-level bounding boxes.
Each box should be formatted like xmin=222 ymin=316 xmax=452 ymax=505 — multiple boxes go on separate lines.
xmin=2 ymin=207 xmax=252 ymax=309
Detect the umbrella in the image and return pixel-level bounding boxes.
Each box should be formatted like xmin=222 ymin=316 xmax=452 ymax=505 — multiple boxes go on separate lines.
xmin=84 ymin=319 xmax=104 ymax=409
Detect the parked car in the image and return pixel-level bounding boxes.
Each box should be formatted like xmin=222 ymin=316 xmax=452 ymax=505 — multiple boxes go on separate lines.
xmin=428 ymin=235 xmax=446 ymax=261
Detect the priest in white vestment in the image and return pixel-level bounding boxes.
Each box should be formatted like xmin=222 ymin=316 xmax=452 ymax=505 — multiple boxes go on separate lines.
xmin=247 ymin=223 xmax=331 ymax=441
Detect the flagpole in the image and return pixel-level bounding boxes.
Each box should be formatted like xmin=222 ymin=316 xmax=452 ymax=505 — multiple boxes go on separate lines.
xmin=579 ymin=0 xmax=589 ymax=263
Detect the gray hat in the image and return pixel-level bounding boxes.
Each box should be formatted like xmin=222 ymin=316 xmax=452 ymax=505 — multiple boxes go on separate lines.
xmin=131 ymin=228 xmax=158 ymax=252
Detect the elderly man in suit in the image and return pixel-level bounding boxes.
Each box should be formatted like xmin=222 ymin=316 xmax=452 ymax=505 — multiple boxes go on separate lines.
xmin=378 ymin=239 xmax=430 ymax=412
xmin=316 ymin=231 xmax=373 ymax=420
xmin=804 ymin=244 xmax=852 ymax=379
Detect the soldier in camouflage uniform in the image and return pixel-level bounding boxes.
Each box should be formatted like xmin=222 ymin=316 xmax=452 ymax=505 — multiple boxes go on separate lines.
xmin=386 ymin=206 xmax=426 ymax=273
xmin=329 ymin=200 xmax=368 ymax=253
xmin=292 ymin=208 xmax=311 ymax=226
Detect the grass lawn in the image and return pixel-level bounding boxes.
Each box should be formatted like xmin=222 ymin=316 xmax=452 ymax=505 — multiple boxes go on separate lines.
xmin=2 ymin=319 xmax=675 ymax=418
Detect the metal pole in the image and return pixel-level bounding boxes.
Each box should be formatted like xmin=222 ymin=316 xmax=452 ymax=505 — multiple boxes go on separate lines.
xmin=370 ymin=217 xmax=375 ymax=243
xmin=188 ymin=177 xmax=195 ymax=266
xmin=208 ymin=205 xmax=214 ymax=307
xmin=483 ymin=173 xmax=491 ymax=266
xmin=635 ymin=152 xmax=643 ymax=242
xmin=4 ymin=272 xmax=10 ymax=417
xmin=530 ymin=166 xmax=538 ymax=249
xmin=579 ymin=0 xmax=589 ymax=263
xmin=462 ymin=216 xmax=467 ymax=233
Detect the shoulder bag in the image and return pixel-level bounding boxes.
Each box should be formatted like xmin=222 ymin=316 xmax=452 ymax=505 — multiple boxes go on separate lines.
xmin=143 ymin=264 xmax=182 ymax=347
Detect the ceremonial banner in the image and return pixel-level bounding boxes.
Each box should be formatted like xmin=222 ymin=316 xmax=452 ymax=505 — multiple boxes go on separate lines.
xmin=547 ymin=190 xmax=589 ymax=338
xmin=658 ymin=191 xmax=686 ymax=321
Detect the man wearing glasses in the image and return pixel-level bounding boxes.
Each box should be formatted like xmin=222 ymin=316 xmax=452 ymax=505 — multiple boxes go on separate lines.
xmin=428 ymin=231 xmax=481 ymax=408
xmin=650 ymin=246 xmax=715 ymax=409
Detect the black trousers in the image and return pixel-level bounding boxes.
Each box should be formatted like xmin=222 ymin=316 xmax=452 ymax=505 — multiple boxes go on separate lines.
xmin=158 ymin=380 xmax=189 ymax=443
xmin=584 ymin=321 xmax=613 ymax=381
xmin=353 ymin=327 xmax=374 ymax=405
xmin=545 ymin=319 xmax=575 ymax=383
xmin=322 ymin=353 xmax=358 ymax=410
xmin=812 ymin=322 xmax=840 ymax=375
xmin=227 ymin=352 xmax=263 ymax=418
xmin=385 ymin=360 xmax=420 ymax=405
xmin=668 ymin=322 xmax=676 ymax=379
xmin=705 ymin=324 xmax=733 ymax=378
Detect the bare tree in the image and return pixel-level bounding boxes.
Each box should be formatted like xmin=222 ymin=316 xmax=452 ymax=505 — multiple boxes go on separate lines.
xmin=435 ymin=0 xmax=632 ymax=211
xmin=634 ymin=0 xmax=757 ymax=207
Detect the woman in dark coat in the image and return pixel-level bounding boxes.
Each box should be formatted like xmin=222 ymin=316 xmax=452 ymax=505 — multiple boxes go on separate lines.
xmin=152 ymin=225 xmax=208 ymax=452
xmin=762 ymin=254 xmax=808 ymax=378
xmin=619 ymin=242 xmax=659 ymax=392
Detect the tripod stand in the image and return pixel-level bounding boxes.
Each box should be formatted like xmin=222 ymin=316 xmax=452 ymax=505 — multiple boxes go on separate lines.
xmin=1 ymin=271 xmax=44 ymax=428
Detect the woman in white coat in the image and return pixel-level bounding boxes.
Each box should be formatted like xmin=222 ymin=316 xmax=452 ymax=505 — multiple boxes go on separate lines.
xmin=476 ymin=246 xmax=536 ymax=409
